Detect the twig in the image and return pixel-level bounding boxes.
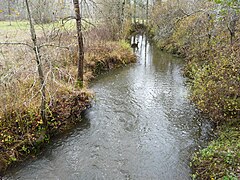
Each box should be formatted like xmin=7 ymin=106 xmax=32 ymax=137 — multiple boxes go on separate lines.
xmin=39 ymin=43 xmax=70 ymax=50
xmin=61 ymin=16 xmax=96 ymax=28
xmin=0 ymin=42 xmax=33 ymax=48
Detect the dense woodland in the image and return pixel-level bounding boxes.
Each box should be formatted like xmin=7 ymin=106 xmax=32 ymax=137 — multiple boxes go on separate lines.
xmin=0 ymin=0 xmax=239 ymax=179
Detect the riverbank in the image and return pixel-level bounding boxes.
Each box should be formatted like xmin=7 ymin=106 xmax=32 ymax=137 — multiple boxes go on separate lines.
xmin=153 ymin=37 xmax=240 ymax=180
xmin=0 ymin=32 xmax=136 ymax=176
xmin=149 ymin=7 xmax=240 ymax=178
xmin=169 ymin=38 xmax=239 ymax=180
xmin=191 ymin=119 xmax=240 ymax=179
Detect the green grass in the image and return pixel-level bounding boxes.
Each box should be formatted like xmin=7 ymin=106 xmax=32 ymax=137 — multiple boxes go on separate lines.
xmin=119 ymin=40 xmax=132 ymax=50
xmin=0 ymin=20 xmax=76 ymax=41
xmin=34 ymin=19 xmax=76 ymax=31
xmin=0 ymin=21 xmax=29 ymax=30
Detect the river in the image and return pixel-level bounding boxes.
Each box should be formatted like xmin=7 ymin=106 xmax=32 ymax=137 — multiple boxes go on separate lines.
xmin=4 ymin=35 xmax=212 ymax=180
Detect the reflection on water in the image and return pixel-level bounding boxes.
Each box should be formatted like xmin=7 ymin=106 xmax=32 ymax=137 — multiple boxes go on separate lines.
xmin=4 ymin=35 xmax=212 ymax=180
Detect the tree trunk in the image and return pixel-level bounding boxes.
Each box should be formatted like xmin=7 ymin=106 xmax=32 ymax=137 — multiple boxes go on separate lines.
xmin=25 ymin=0 xmax=47 ymax=128
xmin=73 ymin=0 xmax=84 ymax=87
xmin=134 ymin=0 xmax=137 ymax=24
xmin=126 ymin=0 xmax=131 ymax=23
xmin=141 ymin=0 xmax=144 ymax=24
xmin=146 ymin=0 xmax=149 ymax=25
xmin=8 ymin=0 xmax=12 ymax=26
xmin=121 ymin=0 xmax=126 ymax=34
xmin=228 ymin=12 xmax=238 ymax=45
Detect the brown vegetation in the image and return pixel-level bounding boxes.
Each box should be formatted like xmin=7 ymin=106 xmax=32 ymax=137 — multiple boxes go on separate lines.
xmin=0 ymin=25 xmax=136 ymax=175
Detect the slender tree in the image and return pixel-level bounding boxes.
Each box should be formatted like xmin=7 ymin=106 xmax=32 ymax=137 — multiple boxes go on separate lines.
xmin=146 ymin=0 xmax=149 ymax=25
xmin=134 ymin=0 xmax=137 ymax=24
xmin=8 ymin=0 xmax=12 ymax=25
xmin=120 ymin=0 xmax=126 ymax=34
xmin=25 ymin=0 xmax=47 ymax=127
xmin=126 ymin=0 xmax=132 ymax=23
xmin=73 ymin=0 xmax=84 ymax=87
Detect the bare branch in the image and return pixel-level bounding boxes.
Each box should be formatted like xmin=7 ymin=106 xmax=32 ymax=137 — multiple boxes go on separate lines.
xmin=0 ymin=42 xmax=33 ymax=48
xmin=61 ymin=16 xmax=76 ymax=25
xmin=82 ymin=18 xmax=96 ymax=27
xmin=39 ymin=43 xmax=70 ymax=50
xmin=61 ymin=16 xmax=96 ymax=28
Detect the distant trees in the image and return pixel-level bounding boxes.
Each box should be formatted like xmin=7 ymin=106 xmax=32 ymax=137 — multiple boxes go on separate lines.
xmin=0 ymin=0 xmax=21 ymax=22
xmin=31 ymin=0 xmax=74 ymax=24
xmin=94 ymin=0 xmax=128 ymax=40
xmin=0 ymin=0 xmax=73 ymax=23
xmin=93 ymin=0 xmax=156 ymax=40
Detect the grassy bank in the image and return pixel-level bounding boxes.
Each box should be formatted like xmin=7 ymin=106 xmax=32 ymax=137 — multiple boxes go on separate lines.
xmin=149 ymin=1 xmax=240 ymax=179
xmin=0 ymin=22 xmax=136 ymax=175
xmin=192 ymin=120 xmax=240 ymax=179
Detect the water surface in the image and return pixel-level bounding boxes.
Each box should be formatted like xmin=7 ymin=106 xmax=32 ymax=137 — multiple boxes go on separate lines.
xmin=4 ymin=35 xmax=212 ymax=180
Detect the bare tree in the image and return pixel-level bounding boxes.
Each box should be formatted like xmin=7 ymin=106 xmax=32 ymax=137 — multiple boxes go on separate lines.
xmin=134 ymin=0 xmax=137 ymax=24
xmin=73 ymin=0 xmax=84 ymax=87
xmin=8 ymin=0 xmax=12 ymax=25
xmin=120 ymin=0 xmax=126 ymax=34
xmin=146 ymin=0 xmax=149 ymax=25
xmin=25 ymin=0 xmax=47 ymax=128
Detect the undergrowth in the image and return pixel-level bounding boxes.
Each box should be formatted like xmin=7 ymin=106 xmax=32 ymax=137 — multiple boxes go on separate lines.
xmin=191 ymin=120 xmax=240 ymax=179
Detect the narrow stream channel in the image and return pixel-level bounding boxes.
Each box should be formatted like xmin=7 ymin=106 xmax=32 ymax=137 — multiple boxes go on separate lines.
xmin=4 ymin=35 xmax=212 ymax=180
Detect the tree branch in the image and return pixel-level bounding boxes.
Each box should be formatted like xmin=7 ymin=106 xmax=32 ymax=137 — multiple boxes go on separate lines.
xmin=61 ymin=16 xmax=76 ymax=25
xmin=0 ymin=42 xmax=33 ymax=48
xmin=39 ymin=43 xmax=70 ymax=50
xmin=61 ymin=16 xmax=96 ymax=28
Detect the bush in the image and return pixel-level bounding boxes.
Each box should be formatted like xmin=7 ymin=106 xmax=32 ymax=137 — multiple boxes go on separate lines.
xmin=187 ymin=44 xmax=240 ymax=122
xmin=192 ymin=120 xmax=240 ymax=179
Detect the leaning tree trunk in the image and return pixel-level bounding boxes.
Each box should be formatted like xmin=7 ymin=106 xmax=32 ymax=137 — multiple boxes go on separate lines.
xmin=73 ymin=0 xmax=84 ymax=87
xmin=25 ymin=0 xmax=47 ymax=128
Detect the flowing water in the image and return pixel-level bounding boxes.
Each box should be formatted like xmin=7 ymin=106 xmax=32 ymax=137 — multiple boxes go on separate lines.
xmin=4 ymin=35 xmax=212 ymax=180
